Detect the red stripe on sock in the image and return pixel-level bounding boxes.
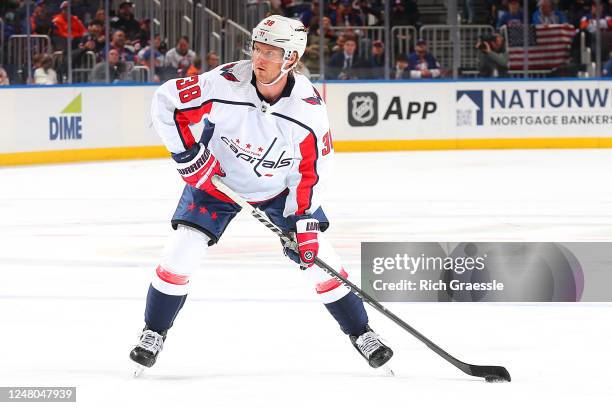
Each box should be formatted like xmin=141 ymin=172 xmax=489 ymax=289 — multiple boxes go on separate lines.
xmin=156 ymin=265 xmax=189 ymax=285
xmin=316 ymin=268 xmax=348 ymax=294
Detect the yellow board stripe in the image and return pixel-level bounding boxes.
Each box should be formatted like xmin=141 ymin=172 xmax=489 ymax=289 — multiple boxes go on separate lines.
xmin=334 ymin=137 xmax=612 ymax=152
xmin=0 ymin=146 xmax=169 ymax=166
xmin=2 ymin=138 xmax=612 ymax=166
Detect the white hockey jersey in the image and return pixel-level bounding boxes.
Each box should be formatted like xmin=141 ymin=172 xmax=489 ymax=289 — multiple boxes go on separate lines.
xmin=151 ymin=60 xmax=333 ymax=218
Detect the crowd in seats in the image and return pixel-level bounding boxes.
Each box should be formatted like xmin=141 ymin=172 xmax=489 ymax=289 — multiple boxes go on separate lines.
xmin=0 ymin=0 xmax=220 ymax=85
xmin=275 ymin=0 xmax=612 ymax=79
xmin=486 ymin=0 xmax=612 ymax=76
xmin=1 ymin=0 xmax=611 ymax=85
xmin=279 ymin=0 xmax=424 ymax=79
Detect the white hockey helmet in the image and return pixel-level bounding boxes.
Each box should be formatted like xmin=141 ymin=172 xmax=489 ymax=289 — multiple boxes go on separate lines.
xmin=251 ymin=15 xmax=307 ymax=81
xmin=252 ymin=15 xmax=307 ymax=60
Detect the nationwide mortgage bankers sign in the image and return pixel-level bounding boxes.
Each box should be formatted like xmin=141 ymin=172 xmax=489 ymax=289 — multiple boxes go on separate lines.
xmin=455 ymin=84 xmax=612 ymax=129
xmin=323 ymin=80 xmax=612 ymax=141
xmin=361 ymin=243 xmax=612 ymax=302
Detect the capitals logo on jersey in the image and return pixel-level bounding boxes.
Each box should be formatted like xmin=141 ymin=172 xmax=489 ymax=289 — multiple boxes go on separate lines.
xmin=220 ymin=63 xmax=240 ymax=82
xmin=221 ymin=136 xmax=292 ymax=177
xmin=303 ymin=86 xmax=323 ymax=105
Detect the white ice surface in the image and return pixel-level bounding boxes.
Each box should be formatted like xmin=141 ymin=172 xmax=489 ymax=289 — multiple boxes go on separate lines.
xmin=1 ymin=149 xmax=611 ymax=407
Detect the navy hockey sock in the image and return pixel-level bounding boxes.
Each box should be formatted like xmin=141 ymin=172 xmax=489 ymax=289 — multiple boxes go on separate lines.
xmin=324 ymin=291 xmax=368 ymax=337
xmin=144 ymin=284 xmax=187 ymax=333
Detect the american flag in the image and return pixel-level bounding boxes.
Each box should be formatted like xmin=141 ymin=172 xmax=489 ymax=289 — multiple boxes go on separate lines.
xmin=506 ymin=24 xmax=575 ymax=70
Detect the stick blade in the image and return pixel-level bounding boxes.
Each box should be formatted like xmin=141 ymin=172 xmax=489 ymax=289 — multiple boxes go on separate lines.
xmin=469 ymin=365 xmax=511 ymax=382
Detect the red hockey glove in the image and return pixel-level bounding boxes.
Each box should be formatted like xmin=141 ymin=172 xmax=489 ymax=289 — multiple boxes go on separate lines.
xmin=295 ymin=218 xmax=320 ymax=268
xmin=172 ymin=143 xmax=225 ymax=192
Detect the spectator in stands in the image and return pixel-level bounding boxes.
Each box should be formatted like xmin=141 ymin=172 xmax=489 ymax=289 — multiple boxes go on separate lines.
xmin=138 ymin=34 xmax=165 ymax=67
xmin=303 ymin=16 xmax=336 ymax=74
xmin=176 ymin=58 xmax=192 ymax=78
xmin=0 ymin=66 xmax=10 ymax=85
xmin=328 ymin=37 xmax=365 ymax=79
xmin=299 ymin=0 xmax=320 ymax=29
xmin=72 ymin=31 xmax=102 ymax=69
xmin=579 ymin=1 xmax=612 ymax=34
xmin=30 ymin=2 xmax=54 ymax=35
xmin=486 ymin=0 xmax=503 ymax=27
xmin=603 ymin=51 xmax=612 ymax=77
xmin=138 ymin=36 xmax=167 ymax=82
xmin=111 ymin=1 xmax=141 ymax=41
xmin=532 ymin=0 xmax=568 ymax=25
xmin=139 ymin=47 xmax=163 ymax=77
xmin=165 ymin=36 xmax=196 ymax=70
xmin=52 ymin=1 xmax=87 ymax=45
xmin=580 ymin=3 xmax=612 ymax=72
xmin=91 ymin=48 xmax=133 ymax=82
xmin=392 ymin=54 xmax=409 ymax=79
xmin=2 ymin=10 xmax=21 ymax=39
xmin=309 ymin=16 xmax=337 ymax=50
xmin=77 ymin=20 xmax=105 ymax=59
xmin=94 ymin=8 xmax=106 ymax=26
xmin=33 ymin=53 xmax=58 ymax=85
xmin=562 ymin=0 xmax=592 ymax=27
xmin=134 ymin=18 xmax=152 ymax=51
xmin=205 ymin=52 xmax=220 ymax=71
xmin=159 ymin=39 xmax=168 ymax=56
xmin=406 ymin=39 xmax=441 ymax=79
xmin=390 ymin=0 xmax=420 ymax=28
xmin=111 ymin=29 xmax=136 ymax=62
xmin=331 ymin=33 xmax=349 ymax=54
xmin=149 ymin=40 xmax=174 ymax=81
xmin=365 ymin=40 xmax=385 ymax=79
xmin=186 ymin=57 xmax=203 ymax=77
xmin=268 ymin=0 xmax=285 ymax=17
xmin=329 ymin=0 xmax=364 ymax=27
xmin=476 ymin=33 xmax=508 ymax=77
xmin=70 ymin=47 xmax=93 ymax=80
xmin=497 ymin=0 xmax=523 ymax=30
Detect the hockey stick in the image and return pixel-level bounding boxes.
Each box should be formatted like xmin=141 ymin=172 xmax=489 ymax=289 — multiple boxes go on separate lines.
xmin=211 ymin=176 xmax=511 ymax=383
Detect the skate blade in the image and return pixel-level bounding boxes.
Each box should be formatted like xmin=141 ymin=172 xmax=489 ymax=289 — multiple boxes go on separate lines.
xmin=133 ymin=364 xmax=146 ymax=378
xmin=382 ymin=365 xmax=395 ymax=376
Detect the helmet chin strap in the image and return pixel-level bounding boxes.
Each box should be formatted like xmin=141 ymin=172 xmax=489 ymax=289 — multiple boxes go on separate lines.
xmin=255 ymin=59 xmax=293 ymax=87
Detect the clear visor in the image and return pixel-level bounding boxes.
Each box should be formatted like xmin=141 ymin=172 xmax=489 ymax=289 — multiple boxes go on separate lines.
xmin=250 ymin=42 xmax=286 ymax=63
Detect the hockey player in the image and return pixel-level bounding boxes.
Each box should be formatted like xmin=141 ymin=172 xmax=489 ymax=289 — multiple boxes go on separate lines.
xmin=130 ymin=15 xmax=393 ymax=373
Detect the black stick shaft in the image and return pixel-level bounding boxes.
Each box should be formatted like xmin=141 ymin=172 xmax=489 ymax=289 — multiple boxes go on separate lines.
xmin=211 ymin=176 xmax=510 ymax=381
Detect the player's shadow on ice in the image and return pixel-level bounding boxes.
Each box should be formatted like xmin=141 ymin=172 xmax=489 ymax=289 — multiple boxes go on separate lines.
xmin=141 ymin=370 xmax=407 ymax=382
xmin=140 ymin=370 xmax=499 ymax=383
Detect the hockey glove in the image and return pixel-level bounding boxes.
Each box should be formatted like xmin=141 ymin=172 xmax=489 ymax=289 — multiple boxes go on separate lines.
xmin=294 ymin=218 xmax=320 ymax=268
xmin=172 ymin=143 xmax=225 ymax=192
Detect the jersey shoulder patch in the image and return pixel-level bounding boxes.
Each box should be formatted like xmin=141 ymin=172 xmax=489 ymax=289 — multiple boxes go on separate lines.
xmin=302 ymin=86 xmax=323 ymax=105
xmin=219 ymin=62 xmax=240 ymax=82
xmin=207 ymin=60 xmax=251 ymax=85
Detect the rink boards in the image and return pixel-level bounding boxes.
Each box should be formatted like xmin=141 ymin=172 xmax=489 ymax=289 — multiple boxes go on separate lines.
xmin=1 ymin=78 xmax=611 ymax=165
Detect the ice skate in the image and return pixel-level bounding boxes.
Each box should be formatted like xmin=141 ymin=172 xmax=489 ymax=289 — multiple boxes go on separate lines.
xmin=350 ymin=325 xmax=394 ymax=373
xmin=130 ymin=327 xmax=166 ymax=377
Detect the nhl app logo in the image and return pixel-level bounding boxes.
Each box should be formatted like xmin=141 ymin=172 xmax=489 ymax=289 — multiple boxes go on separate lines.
xmin=348 ymin=92 xmax=378 ymax=126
